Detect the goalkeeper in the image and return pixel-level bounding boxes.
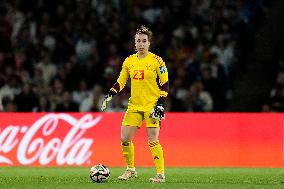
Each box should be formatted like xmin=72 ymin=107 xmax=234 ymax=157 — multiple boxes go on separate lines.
xmin=101 ymin=25 xmax=169 ymax=183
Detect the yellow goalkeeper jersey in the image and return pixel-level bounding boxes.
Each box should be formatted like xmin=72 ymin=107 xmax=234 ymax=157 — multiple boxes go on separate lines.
xmin=116 ymin=52 xmax=169 ymax=112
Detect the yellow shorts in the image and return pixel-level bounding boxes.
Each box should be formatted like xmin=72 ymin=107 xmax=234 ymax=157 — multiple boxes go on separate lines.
xmin=122 ymin=110 xmax=160 ymax=128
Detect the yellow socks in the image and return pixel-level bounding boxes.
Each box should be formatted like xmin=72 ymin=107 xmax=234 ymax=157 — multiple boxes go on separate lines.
xmin=149 ymin=140 xmax=164 ymax=174
xmin=121 ymin=141 xmax=135 ymax=168
xmin=121 ymin=140 xmax=164 ymax=173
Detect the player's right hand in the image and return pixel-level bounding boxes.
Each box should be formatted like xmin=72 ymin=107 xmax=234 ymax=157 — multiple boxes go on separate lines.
xmin=101 ymin=94 xmax=112 ymax=111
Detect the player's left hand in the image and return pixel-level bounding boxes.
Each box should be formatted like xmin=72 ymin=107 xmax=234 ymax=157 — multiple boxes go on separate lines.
xmin=151 ymin=103 xmax=165 ymax=121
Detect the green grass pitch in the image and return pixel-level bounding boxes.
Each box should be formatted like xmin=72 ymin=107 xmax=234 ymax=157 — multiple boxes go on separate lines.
xmin=1 ymin=167 xmax=284 ymax=189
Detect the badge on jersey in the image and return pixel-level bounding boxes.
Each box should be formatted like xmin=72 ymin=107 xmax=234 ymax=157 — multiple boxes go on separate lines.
xmin=159 ymin=66 xmax=167 ymax=74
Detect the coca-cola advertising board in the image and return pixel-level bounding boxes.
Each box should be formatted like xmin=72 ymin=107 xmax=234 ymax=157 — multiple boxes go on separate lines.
xmin=0 ymin=113 xmax=284 ymax=167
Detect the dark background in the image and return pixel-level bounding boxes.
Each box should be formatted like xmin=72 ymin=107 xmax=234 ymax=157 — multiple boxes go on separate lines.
xmin=1 ymin=0 xmax=283 ymax=113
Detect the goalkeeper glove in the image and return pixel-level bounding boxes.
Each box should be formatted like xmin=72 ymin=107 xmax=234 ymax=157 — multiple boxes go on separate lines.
xmin=101 ymin=94 xmax=112 ymax=111
xmin=151 ymin=103 xmax=165 ymax=121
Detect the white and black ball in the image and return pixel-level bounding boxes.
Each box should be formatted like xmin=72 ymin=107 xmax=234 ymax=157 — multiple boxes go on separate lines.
xmin=89 ymin=164 xmax=110 ymax=183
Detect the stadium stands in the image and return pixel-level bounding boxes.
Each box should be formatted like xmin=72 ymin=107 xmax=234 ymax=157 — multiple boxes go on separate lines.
xmin=0 ymin=0 xmax=270 ymax=112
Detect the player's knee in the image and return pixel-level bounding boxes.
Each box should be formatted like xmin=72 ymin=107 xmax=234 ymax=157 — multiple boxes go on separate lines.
xmin=121 ymin=136 xmax=131 ymax=143
xmin=147 ymin=135 xmax=159 ymax=142
xmin=147 ymin=129 xmax=159 ymax=142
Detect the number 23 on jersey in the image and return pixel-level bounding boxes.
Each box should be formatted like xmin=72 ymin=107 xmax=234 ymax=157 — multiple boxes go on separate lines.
xmin=133 ymin=70 xmax=144 ymax=80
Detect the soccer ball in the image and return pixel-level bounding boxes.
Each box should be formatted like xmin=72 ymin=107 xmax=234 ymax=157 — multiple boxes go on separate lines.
xmin=89 ymin=164 xmax=110 ymax=183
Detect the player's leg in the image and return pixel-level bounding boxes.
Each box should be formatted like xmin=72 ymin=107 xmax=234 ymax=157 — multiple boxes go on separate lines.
xmin=145 ymin=112 xmax=165 ymax=183
xmin=118 ymin=111 xmax=142 ymax=180
xmin=121 ymin=125 xmax=138 ymax=170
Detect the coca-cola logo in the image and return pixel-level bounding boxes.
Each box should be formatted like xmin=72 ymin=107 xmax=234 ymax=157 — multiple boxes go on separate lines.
xmin=0 ymin=113 xmax=102 ymax=165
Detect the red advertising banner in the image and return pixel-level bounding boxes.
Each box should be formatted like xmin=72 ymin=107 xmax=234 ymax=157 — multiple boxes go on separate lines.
xmin=0 ymin=113 xmax=283 ymax=167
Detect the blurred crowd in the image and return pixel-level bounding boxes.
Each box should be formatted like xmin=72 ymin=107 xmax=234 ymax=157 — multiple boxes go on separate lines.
xmin=263 ymin=68 xmax=284 ymax=112
xmin=262 ymin=36 xmax=284 ymax=112
xmin=0 ymin=0 xmax=269 ymax=112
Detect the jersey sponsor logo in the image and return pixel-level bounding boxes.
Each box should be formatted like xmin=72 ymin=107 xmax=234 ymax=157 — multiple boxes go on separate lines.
xmin=146 ymin=64 xmax=151 ymax=70
xmin=133 ymin=70 xmax=144 ymax=80
xmin=159 ymin=66 xmax=167 ymax=74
